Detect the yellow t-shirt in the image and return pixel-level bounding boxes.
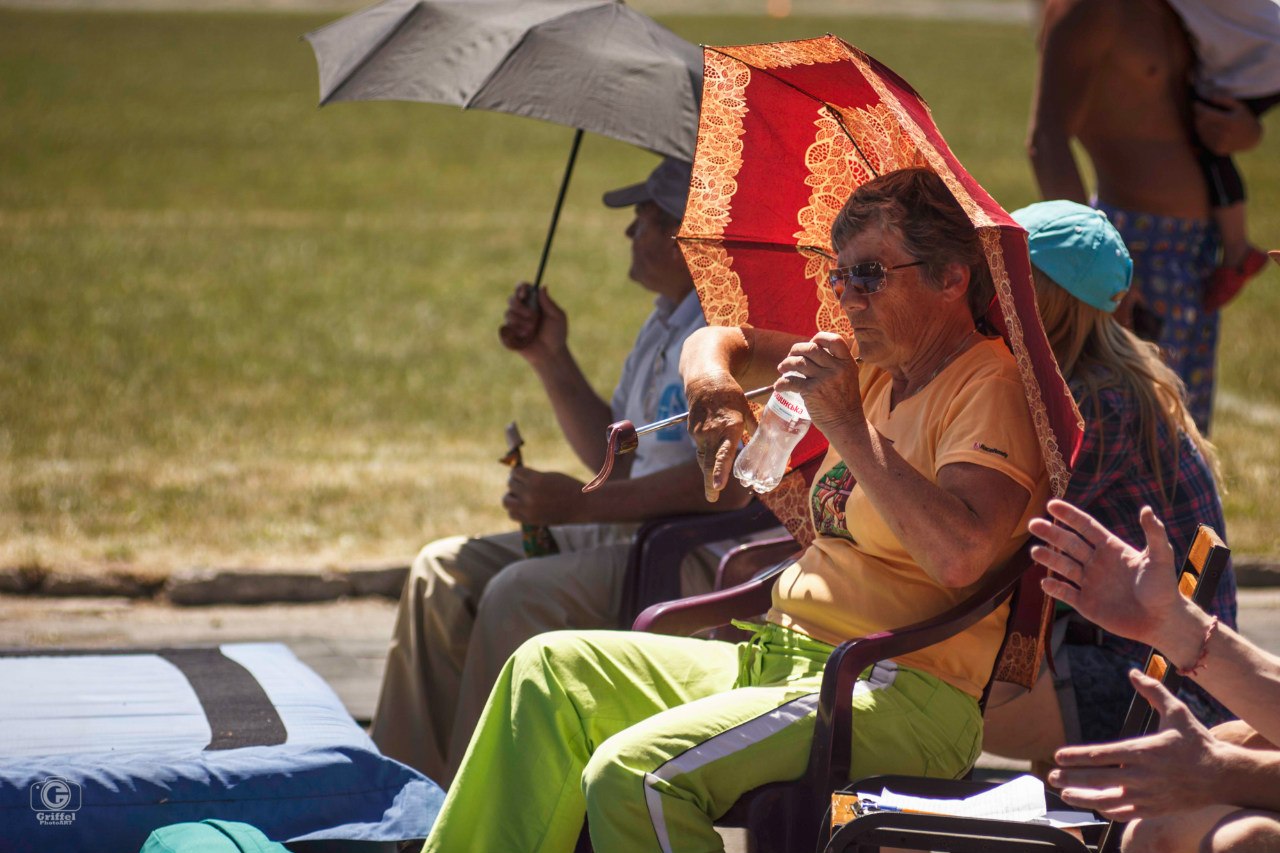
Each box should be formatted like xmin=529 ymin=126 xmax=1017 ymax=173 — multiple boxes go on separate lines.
xmin=767 ymin=337 xmax=1050 ymax=698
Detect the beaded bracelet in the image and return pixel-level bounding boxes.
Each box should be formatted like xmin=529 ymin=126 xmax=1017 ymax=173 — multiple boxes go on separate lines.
xmin=1175 ymin=615 xmax=1218 ymax=677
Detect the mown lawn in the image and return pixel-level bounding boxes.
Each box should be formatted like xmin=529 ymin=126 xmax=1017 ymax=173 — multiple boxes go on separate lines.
xmin=3 ymin=8 xmax=1278 ymax=573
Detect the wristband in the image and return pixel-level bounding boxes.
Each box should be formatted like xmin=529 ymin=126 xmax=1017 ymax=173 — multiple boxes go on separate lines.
xmin=1175 ymin=615 xmax=1218 ymax=677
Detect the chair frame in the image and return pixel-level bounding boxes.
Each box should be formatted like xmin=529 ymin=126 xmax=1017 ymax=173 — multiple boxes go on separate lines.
xmin=632 ymin=541 xmax=1036 ymax=853
xmin=825 ymin=775 xmax=1095 ymax=853
xmin=619 ymin=499 xmax=781 ymax=622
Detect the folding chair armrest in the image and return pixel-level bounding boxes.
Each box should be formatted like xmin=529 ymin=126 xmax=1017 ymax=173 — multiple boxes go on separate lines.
xmin=809 ymin=555 xmax=1027 ymax=794
xmin=715 ymin=536 xmax=800 ymax=590
xmin=632 ymin=562 xmax=789 ymax=636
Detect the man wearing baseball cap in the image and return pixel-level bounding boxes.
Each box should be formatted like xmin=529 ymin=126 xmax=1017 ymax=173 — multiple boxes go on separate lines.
xmin=371 ymin=158 xmax=752 ymax=786
xmin=601 ymin=155 xmax=692 ymax=219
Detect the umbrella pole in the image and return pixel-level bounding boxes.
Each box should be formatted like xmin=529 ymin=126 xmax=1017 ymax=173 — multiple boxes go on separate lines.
xmin=500 ymin=129 xmax=583 ymax=349
xmin=532 ymin=128 xmax=584 ymax=289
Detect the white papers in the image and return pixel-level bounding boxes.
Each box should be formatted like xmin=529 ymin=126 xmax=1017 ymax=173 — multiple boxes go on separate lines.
xmin=858 ymin=775 xmax=1103 ymax=829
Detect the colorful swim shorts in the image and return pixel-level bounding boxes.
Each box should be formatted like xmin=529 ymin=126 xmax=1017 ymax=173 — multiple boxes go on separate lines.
xmin=1095 ymin=202 xmax=1220 ymax=432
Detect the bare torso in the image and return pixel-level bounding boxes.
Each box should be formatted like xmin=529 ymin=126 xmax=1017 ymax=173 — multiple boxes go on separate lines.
xmin=1076 ymin=0 xmax=1208 ymax=216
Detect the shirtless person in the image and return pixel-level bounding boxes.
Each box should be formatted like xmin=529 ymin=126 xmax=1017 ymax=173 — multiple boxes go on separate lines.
xmin=1028 ymin=0 xmax=1220 ymax=431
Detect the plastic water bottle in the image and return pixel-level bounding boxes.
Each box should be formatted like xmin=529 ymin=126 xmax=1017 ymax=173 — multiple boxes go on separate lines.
xmin=733 ymin=388 xmax=812 ymax=493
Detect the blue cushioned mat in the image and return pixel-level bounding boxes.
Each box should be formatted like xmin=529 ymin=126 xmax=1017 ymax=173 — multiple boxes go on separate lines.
xmin=0 ymin=643 xmax=443 ymax=853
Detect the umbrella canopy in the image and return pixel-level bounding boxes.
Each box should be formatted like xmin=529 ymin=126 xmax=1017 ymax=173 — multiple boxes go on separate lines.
xmin=677 ymin=36 xmax=1083 ymax=687
xmin=305 ymin=0 xmax=703 ymax=344
xmin=304 ymin=0 xmax=702 ymax=162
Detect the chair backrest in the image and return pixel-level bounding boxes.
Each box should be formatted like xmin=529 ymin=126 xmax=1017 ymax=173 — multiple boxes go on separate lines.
xmin=806 ymin=545 xmax=1030 ymax=797
xmin=713 ymin=535 xmax=801 ymax=588
xmin=1096 ymin=523 xmax=1229 ymax=853
xmin=618 ymin=500 xmax=782 ymax=621
xmin=630 ymin=546 xmax=793 ymax=637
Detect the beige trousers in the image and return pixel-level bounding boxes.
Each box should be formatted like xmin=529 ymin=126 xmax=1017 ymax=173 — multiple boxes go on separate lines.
xmin=369 ymin=523 xmax=715 ymax=786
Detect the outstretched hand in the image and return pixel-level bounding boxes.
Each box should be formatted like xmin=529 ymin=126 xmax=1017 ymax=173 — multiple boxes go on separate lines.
xmin=1030 ymin=499 xmax=1179 ymax=650
xmin=1050 ymin=670 xmax=1226 ymax=819
xmin=684 ymin=374 xmax=756 ymax=502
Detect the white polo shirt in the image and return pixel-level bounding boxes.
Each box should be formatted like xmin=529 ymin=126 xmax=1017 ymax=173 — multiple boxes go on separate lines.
xmin=610 ymin=290 xmax=705 ymax=480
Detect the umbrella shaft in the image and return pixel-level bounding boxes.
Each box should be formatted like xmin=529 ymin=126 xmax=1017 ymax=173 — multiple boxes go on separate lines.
xmin=634 ymin=385 xmax=775 ymax=437
xmin=533 ymin=128 xmax=585 ymax=288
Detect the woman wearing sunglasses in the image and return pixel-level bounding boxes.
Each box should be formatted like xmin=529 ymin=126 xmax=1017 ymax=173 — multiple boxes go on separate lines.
xmin=421 ymin=168 xmax=1051 ymax=853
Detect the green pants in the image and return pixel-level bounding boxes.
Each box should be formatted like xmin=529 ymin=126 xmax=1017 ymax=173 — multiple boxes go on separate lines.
xmin=424 ymin=624 xmax=982 ymax=853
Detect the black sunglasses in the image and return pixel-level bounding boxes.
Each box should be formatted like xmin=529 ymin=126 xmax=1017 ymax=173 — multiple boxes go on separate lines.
xmin=828 ymin=260 xmax=926 ymax=295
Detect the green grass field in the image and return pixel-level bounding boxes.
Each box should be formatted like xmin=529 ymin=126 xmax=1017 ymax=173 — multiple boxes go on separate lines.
xmin=3 ymin=8 xmax=1279 ymax=574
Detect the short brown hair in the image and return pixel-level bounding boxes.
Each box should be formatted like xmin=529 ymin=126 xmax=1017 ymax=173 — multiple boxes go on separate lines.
xmin=830 ymin=168 xmax=994 ymax=320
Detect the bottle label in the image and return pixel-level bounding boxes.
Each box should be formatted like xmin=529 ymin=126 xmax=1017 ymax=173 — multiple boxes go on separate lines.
xmin=767 ymin=390 xmax=807 ymax=424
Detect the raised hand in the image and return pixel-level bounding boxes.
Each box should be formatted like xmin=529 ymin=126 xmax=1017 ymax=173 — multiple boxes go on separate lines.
xmin=775 ymin=331 xmax=864 ymax=436
xmin=501 ymin=283 xmax=568 ymax=361
xmin=1030 ymin=499 xmax=1180 ymax=650
xmin=1049 ymin=670 xmax=1226 ymax=819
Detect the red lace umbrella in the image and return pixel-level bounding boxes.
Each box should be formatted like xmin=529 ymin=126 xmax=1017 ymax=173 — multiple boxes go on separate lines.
xmin=677 ymin=36 xmax=1082 ymax=687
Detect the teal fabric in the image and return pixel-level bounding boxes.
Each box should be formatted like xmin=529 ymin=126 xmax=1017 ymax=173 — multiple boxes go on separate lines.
xmin=139 ymin=819 xmax=288 ymax=853
xmin=1011 ymin=200 xmax=1133 ymax=312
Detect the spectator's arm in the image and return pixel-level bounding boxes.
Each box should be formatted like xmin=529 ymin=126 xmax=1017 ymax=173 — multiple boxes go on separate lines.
xmin=680 ymin=325 xmax=808 ymax=501
xmin=1034 ymin=499 xmax=1280 ymax=745
xmin=1028 ymin=0 xmax=1119 ymax=202
xmin=503 ymin=459 xmax=751 ymax=526
xmin=1050 ymin=671 xmax=1280 ymax=818
xmin=1194 ymin=94 xmax=1265 ymax=156
xmin=506 ymin=286 xmax=622 ymax=474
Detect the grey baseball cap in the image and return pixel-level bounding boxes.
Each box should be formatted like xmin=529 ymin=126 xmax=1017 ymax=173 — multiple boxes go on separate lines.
xmin=602 ymin=157 xmax=693 ymax=220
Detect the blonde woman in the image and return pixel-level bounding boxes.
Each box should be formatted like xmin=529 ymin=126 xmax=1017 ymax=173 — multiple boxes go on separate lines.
xmin=983 ymin=200 xmax=1238 ymax=762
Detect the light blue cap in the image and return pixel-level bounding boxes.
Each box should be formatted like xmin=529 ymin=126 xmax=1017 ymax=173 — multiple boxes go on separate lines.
xmin=1011 ymin=200 xmax=1133 ymax=313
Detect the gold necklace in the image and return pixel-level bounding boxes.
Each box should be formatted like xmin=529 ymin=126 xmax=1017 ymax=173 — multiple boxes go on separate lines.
xmin=899 ymin=328 xmax=977 ymax=403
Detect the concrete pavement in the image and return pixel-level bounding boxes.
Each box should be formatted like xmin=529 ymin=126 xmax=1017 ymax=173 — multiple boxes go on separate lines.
xmin=5 ymin=555 xmax=1279 ymax=606
xmin=2 ymin=589 xmax=1278 ymax=723
xmin=3 ymin=589 xmax=1275 ymax=853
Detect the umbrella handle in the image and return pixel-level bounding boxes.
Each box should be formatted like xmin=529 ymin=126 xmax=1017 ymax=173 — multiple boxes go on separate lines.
xmin=581 ymin=385 xmax=775 ymax=493
xmin=581 ymin=420 xmax=639 ymax=493
xmin=498 ymin=129 xmax=584 ymax=350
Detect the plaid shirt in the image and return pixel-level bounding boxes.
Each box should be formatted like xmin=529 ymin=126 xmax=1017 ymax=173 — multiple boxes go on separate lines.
xmin=1061 ymin=377 xmax=1237 ymax=716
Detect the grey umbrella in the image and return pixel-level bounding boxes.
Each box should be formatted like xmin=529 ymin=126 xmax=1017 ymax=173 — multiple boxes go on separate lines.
xmin=304 ymin=0 xmax=702 ymax=334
